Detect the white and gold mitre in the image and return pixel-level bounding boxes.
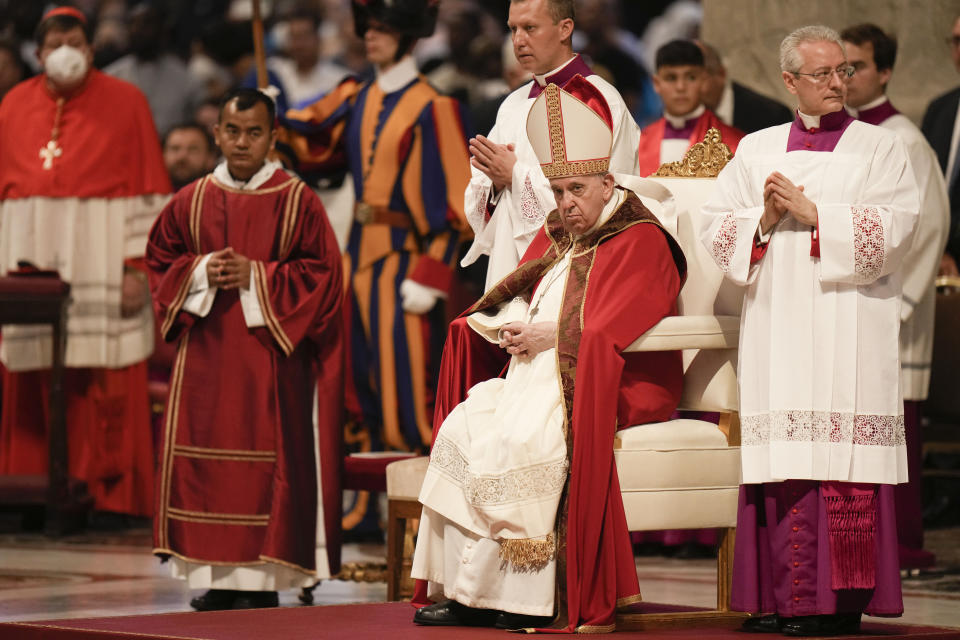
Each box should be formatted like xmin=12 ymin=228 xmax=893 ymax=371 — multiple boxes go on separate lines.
xmin=525 ymin=75 xmax=613 ymax=179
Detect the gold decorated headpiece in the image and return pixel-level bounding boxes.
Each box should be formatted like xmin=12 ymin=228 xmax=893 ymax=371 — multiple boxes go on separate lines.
xmin=526 ymin=75 xmax=613 ymax=179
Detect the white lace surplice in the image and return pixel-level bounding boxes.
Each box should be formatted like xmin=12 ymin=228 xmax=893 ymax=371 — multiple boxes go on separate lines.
xmin=700 ymin=120 xmax=919 ymax=485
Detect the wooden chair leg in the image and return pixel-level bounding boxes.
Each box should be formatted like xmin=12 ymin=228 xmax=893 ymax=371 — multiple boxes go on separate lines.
xmin=386 ymin=500 xmax=405 ymax=601
xmin=717 ymin=526 xmax=736 ymax=612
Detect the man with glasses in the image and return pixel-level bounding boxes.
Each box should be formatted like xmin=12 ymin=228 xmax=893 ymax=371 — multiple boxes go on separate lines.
xmin=701 ymin=25 xmax=919 ymax=636
xmin=921 ymin=14 xmax=960 ymax=276
xmin=842 ymin=23 xmax=949 ymax=573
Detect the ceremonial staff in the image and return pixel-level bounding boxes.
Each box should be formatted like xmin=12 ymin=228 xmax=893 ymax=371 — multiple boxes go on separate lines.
xmin=251 ymin=0 xmax=268 ymax=88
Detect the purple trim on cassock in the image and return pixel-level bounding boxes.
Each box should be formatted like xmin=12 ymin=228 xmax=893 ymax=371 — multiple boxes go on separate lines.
xmin=786 ymin=110 xmax=855 ymax=153
xmin=527 ymin=54 xmax=594 ymax=98
xmin=856 ymin=99 xmax=900 ymax=126
xmin=732 ymin=481 xmax=903 ymax=618
xmin=662 ymin=117 xmax=698 ymax=140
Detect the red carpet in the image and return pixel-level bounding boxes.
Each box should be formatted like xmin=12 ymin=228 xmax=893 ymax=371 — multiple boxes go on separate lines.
xmin=1 ymin=602 xmax=957 ymax=639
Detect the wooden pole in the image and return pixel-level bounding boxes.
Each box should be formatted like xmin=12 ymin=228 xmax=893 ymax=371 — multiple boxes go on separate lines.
xmin=251 ymin=0 xmax=268 ymax=88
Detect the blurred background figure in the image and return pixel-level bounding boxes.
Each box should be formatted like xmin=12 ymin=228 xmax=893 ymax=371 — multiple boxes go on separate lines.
xmin=698 ymin=40 xmax=793 ymax=134
xmin=922 ymin=13 xmax=960 ymax=277
xmin=575 ymin=0 xmax=659 ymax=126
xmin=637 ymin=39 xmax=742 ymax=176
xmin=104 ymin=1 xmax=204 ymax=135
xmin=0 ymin=38 xmax=30 ymax=102
xmin=162 ymin=122 xmax=219 ymax=192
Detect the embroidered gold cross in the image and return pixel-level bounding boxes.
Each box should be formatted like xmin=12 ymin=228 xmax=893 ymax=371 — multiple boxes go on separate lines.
xmin=40 ymin=140 xmax=62 ymax=170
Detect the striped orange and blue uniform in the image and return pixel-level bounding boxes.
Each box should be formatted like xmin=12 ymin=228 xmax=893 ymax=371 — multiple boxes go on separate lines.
xmin=284 ymin=75 xmax=471 ymax=453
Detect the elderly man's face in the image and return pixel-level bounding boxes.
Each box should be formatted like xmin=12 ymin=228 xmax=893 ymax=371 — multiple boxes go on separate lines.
xmin=550 ymin=173 xmax=615 ymax=236
xmin=782 ymin=40 xmax=848 ymax=116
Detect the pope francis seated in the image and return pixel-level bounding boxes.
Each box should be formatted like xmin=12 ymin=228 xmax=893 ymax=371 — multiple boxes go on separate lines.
xmin=409 ymin=78 xmax=687 ymax=633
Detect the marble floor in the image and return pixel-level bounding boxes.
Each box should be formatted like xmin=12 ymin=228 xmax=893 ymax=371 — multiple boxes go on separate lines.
xmin=0 ymin=527 xmax=958 ymax=630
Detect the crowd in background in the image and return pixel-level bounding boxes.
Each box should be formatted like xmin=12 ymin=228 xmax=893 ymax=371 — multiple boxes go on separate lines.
xmin=0 ymin=0 xmax=708 ymax=157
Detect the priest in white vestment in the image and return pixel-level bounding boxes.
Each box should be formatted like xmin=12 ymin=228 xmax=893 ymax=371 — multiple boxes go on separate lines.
xmin=460 ymin=0 xmax=640 ymax=291
xmin=842 ymin=23 xmax=950 ymax=571
xmin=412 ymin=79 xmax=686 ymax=633
xmin=700 ymin=26 xmax=919 ymax=637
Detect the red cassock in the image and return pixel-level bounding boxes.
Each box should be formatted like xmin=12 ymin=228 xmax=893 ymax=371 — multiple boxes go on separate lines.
xmin=0 ymin=70 xmax=171 ymax=516
xmin=146 ymin=169 xmax=345 ymax=576
xmin=416 ymin=191 xmax=688 ymax=632
xmin=637 ymin=109 xmax=744 ymax=177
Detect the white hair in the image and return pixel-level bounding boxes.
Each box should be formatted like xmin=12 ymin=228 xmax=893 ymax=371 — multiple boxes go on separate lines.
xmin=779 ymin=25 xmax=845 ymax=72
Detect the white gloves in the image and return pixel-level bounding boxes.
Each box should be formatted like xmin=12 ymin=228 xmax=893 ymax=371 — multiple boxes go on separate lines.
xmin=400 ymin=279 xmax=444 ymax=314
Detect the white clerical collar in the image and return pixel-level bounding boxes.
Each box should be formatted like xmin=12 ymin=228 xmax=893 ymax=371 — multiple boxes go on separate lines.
xmin=845 ymin=94 xmax=888 ymax=118
xmin=376 ymin=55 xmax=419 ymax=93
xmin=797 ymin=110 xmax=822 ymax=129
xmin=534 ymin=55 xmax=578 ymax=87
xmin=578 ymin=185 xmax=626 ymax=238
xmin=664 ymin=104 xmax=705 ymax=129
xmin=213 ymin=159 xmax=282 ymax=190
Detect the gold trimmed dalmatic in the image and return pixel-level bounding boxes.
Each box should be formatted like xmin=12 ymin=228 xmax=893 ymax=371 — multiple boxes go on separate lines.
xmin=417 ymin=191 xmax=688 ymax=632
xmin=145 ymin=169 xmax=345 ymax=576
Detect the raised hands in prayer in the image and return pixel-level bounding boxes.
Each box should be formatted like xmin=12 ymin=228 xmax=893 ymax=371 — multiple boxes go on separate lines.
xmin=469 ymin=135 xmax=517 ymax=192
xmin=498 ymin=321 xmax=557 ymax=359
xmin=206 ymin=247 xmax=251 ymax=290
xmin=762 ymin=171 xmax=818 ymax=232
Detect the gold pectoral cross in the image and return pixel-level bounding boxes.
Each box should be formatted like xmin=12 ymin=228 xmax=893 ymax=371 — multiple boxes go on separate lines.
xmin=40 ymin=139 xmax=62 ymax=170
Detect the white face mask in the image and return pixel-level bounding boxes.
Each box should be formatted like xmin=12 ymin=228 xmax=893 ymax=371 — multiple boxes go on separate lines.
xmin=44 ymin=45 xmax=89 ymax=87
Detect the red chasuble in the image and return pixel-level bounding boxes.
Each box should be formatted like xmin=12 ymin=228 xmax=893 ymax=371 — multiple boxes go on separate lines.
xmin=419 ymin=191 xmax=687 ymax=632
xmin=637 ymin=109 xmax=744 ymax=177
xmin=146 ymin=169 xmax=344 ymax=576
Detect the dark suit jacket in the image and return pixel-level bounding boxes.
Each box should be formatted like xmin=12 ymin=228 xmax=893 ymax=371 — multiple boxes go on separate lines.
xmin=922 ymin=86 xmax=960 ymax=258
xmin=731 ymin=82 xmax=794 ymax=133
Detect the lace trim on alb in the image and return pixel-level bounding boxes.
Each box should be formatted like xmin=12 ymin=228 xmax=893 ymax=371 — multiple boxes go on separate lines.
xmin=711 ymin=213 xmax=737 ymax=272
xmin=741 ymin=411 xmax=905 ymax=447
xmin=519 ymin=175 xmax=547 ymax=231
xmin=429 ymin=436 xmax=568 ymax=506
xmin=852 ymin=206 xmax=884 ymax=282
xmin=466 ymin=183 xmax=489 ymax=233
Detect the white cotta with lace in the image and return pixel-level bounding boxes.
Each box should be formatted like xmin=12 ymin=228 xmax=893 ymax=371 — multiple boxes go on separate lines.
xmin=699 ymin=116 xmax=920 ymax=485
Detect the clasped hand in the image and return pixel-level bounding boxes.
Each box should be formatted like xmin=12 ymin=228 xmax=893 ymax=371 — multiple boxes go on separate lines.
xmin=469 ymin=135 xmax=516 ymax=191
xmin=206 ymin=247 xmax=251 ymax=290
xmin=498 ymin=321 xmax=557 ymax=359
xmin=761 ymin=171 xmax=818 ymax=232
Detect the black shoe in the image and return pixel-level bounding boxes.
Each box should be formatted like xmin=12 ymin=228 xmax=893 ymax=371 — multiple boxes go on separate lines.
xmin=232 ymin=591 xmax=279 ymax=609
xmin=781 ymin=613 xmax=862 ymax=637
xmin=413 ymin=600 xmax=498 ymax=626
xmin=740 ymin=613 xmax=781 ymax=633
xmin=190 ymin=589 xmax=237 ymax=611
xmin=495 ymin=611 xmax=554 ymax=630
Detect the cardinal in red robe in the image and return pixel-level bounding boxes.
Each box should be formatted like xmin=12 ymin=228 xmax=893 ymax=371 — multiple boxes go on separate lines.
xmin=146 ymin=88 xmax=344 ymax=611
xmin=410 ymin=79 xmax=686 ymax=633
xmin=0 ymin=7 xmax=170 ymax=517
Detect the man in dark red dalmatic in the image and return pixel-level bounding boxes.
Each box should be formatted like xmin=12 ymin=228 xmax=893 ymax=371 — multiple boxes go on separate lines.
xmin=146 ymin=88 xmax=344 ymax=611
xmin=410 ymin=78 xmax=687 ymax=633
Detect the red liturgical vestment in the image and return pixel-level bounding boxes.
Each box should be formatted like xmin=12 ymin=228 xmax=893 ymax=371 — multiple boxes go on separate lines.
xmin=0 ymin=70 xmax=171 ymax=515
xmin=146 ymin=168 xmax=344 ymax=579
xmin=415 ymin=191 xmax=687 ymax=632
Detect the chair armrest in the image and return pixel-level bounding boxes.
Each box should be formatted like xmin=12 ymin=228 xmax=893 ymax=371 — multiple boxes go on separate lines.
xmin=624 ymin=315 xmax=739 ymax=352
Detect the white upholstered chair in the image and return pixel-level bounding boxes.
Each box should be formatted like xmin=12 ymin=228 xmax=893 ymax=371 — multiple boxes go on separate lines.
xmin=613 ymin=164 xmax=746 ymax=630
